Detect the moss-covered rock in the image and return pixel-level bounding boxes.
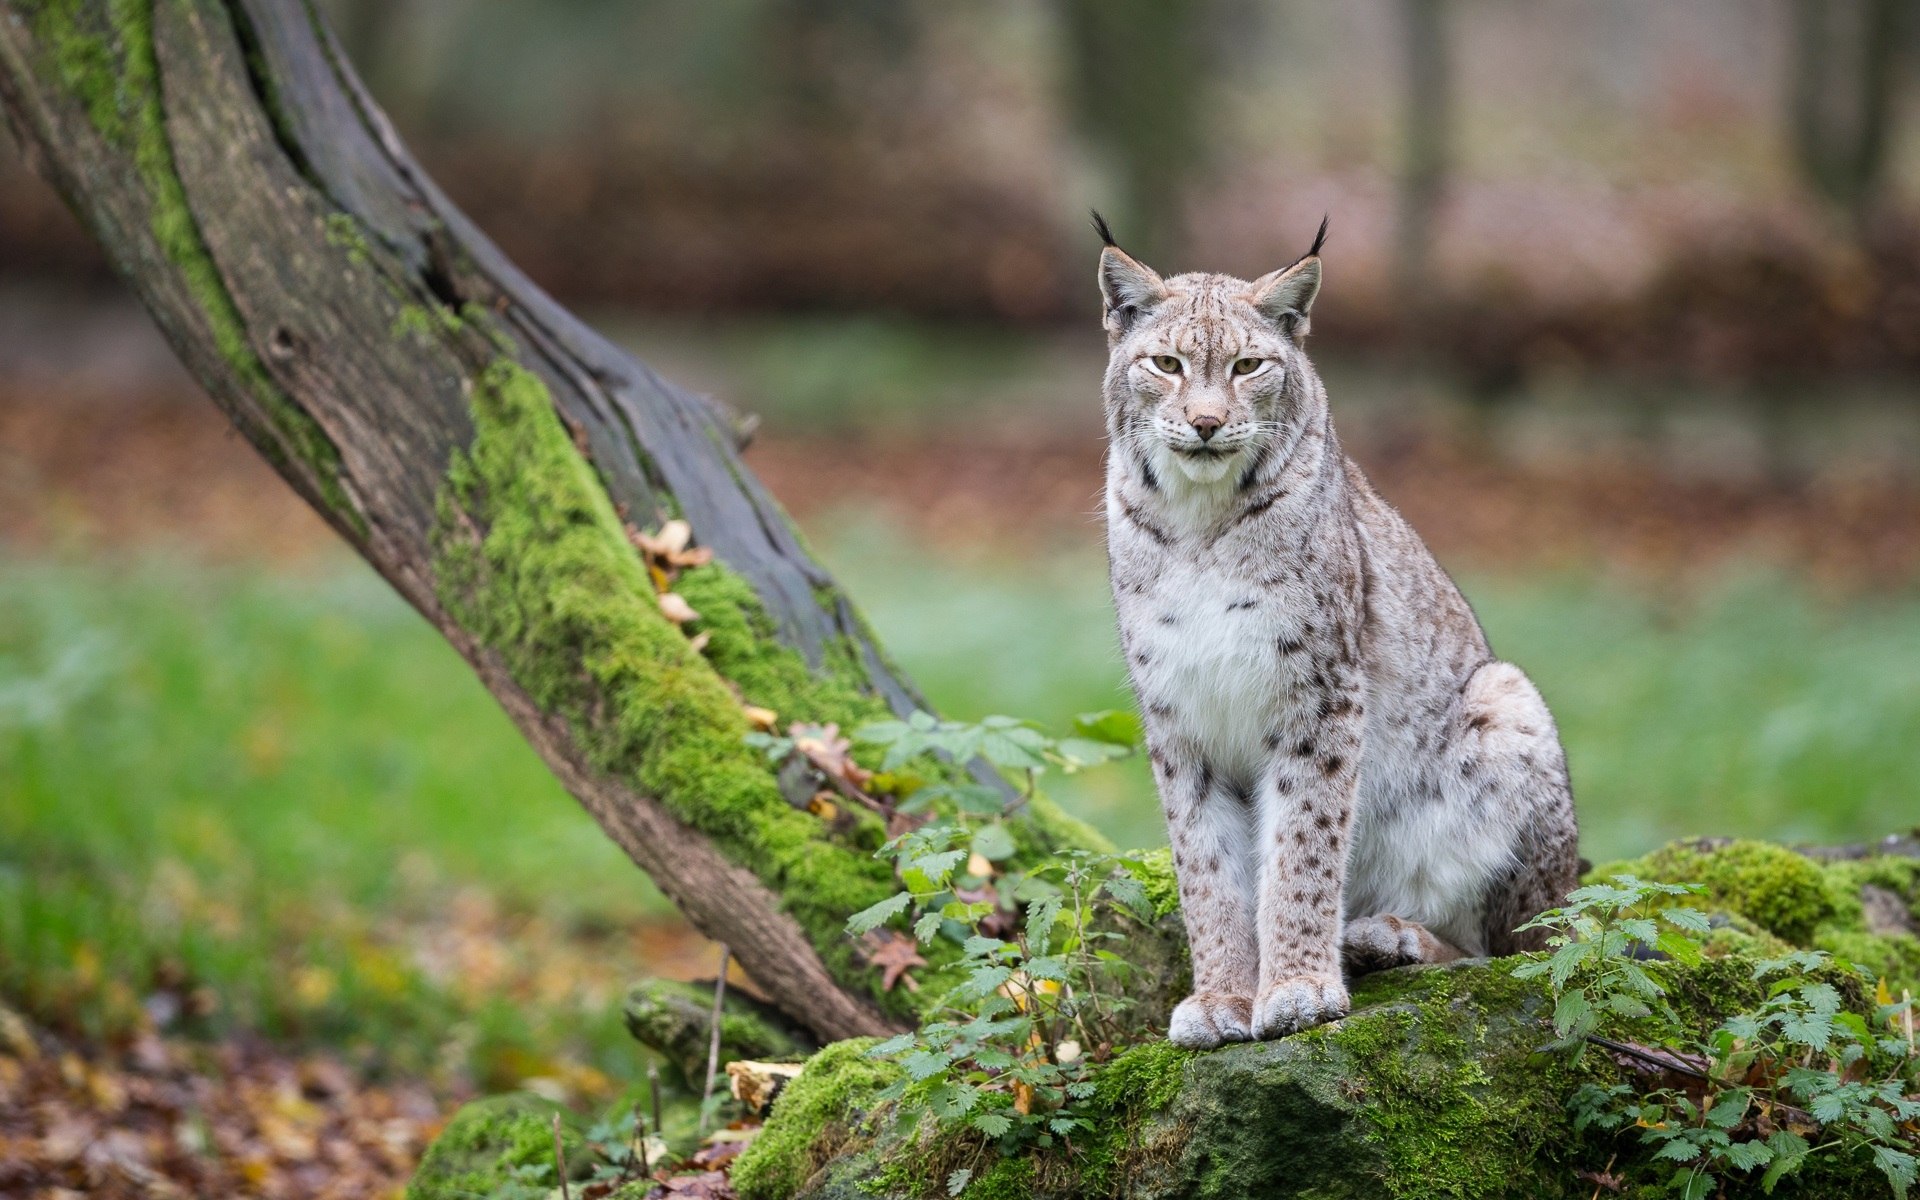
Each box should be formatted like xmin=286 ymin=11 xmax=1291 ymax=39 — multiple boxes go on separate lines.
xmin=414 ymin=837 xmax=1916 ymax=1199
xmin=406 ymin=1092 xmax=586 ymax=1200
xmin=1593 ymin=837 xmax=1920 ymax=993
xmin=624 ymin=977 xmax=816 ymax=1089
xmin=732 ymin=1039 xmax=902 ymax=1200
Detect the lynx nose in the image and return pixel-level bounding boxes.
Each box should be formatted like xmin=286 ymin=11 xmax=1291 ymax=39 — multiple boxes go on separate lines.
xmin=1190 ymin=414 xmax=1223 ymax=441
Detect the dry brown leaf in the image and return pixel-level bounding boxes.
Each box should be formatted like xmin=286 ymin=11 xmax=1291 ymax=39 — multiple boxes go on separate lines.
xmin=726 ymin=1061 xmax=802 ymax=1114
xmin=789 ymin=723 xmax=873 ymax=789
xmin=806 ymin=793 xmax=838 ymax=821
xmin=658 ymin=593 xmax=700 ymax=624
xmin=741 ymin=706 xmax=778 ymax=732
xmin=859 ymin=930 xmax=926 ymax=993
xmin=687 ymin=631 xmax=712 ymax=654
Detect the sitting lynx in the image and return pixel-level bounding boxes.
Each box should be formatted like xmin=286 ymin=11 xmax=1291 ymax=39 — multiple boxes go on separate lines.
xmin=1095 ymin=216 xmax=1579 ymax=1048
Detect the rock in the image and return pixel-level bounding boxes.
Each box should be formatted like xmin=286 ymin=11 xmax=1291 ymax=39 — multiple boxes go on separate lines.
xmin=413 ymin=838 xmax=1918 ymax=1199
xmin=624 ymin=978 xmax=816 ymax=1090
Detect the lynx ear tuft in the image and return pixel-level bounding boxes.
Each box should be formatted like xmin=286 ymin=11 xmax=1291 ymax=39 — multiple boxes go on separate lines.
xmin=1094 ymin=215 xmax=1167 ymax=332
xmin=1250 ymin=218 xmax=1328 ymax=340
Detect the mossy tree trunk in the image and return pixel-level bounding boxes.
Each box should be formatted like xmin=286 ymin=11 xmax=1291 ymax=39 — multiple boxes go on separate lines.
xmin=0 ymin=0 xmax=1108 ymax=1043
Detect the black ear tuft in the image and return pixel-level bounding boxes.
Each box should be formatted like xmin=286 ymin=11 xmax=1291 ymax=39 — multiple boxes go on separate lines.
xmin=1090 ymin=209 xmax=1119 ymax=248
xmin=1302 ymin=214 xmax=1330 ymax=263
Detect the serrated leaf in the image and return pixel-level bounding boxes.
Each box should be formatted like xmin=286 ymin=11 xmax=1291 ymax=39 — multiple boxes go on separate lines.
xmin=915 ymin=909 xmax=945 ymax=944
xmin=1662 ymin=906 xmax=1712 ymax=933
xmin=1552 ymin=989 xmax=1593 ymax=1039
xmin=972 ymin=1113 xmax=1013 ymax=1138
xmin=1102 ymin=873 xmax=1152 ymax=919
xmin=1705 ymin=1090 xmax=1748 ymax=1129
xmin=947 ymin=1168 xmax=973 ymax=1196
xmin=1873 ymin=1147 xmax=1917 ymax=1200
xmin=867 ymin=1033 xmax=917 ymax=1058
xmin=904 ymin=1049 xmax=953 ymax=1081
xmin=1759 ymin=1130 xmax=1809 ymax=1193
xmin=1653 ymin=1139 xmax=1703 ymax=1163
xmin=847 ymin=891 xmax=912 ymax=935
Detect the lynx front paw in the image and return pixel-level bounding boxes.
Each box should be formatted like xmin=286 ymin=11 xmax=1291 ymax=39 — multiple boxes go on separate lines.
xmin=1342 ymin=914 xmax=1464 ymax=975
xmin=1253 ymin=975 xmax=1349 ymax=1039
xmin=1167 ymin=992 xmax=1255 ymax=1049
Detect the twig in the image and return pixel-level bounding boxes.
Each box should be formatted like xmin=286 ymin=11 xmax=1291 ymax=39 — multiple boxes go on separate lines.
xmin=700 ymin=944 xmax=731 ymax=1134
xmin=1585 ymin=1034 xmax=1708 ymax=1079
xmin=648 ymin=1061 xmax=664 ymax=1157
xmin=551 ymin=1112 xmax=573 ymax=1200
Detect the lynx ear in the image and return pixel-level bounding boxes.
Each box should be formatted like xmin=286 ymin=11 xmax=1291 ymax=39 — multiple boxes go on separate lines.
xmin=1250 ymin=217 xmax=1328 ymax=341
xmin=1092 ymin=211 xmax=1167 ymax=332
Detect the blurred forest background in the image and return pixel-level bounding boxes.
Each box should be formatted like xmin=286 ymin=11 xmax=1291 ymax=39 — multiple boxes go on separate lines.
xmin=4 ymin=2 xmax=1920 ymax=1192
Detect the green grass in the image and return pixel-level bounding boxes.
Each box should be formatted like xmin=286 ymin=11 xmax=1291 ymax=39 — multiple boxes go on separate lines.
xmin=0 ymin=554 xmax=667 ymax=1092
xmin=3 ymin=534 xmax=1916 ymax=1083
xmin=818 ymin=518 xmax=1920 ymax=859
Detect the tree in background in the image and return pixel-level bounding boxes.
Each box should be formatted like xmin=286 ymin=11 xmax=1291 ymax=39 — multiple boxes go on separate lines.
xmin=1787 ymin=0 xmax=1915 ymax=233
xmin=1054 ymin=0 xmax=1217 ymax=263
xmin=1394 ymin=0 xmax=1451 ymax=318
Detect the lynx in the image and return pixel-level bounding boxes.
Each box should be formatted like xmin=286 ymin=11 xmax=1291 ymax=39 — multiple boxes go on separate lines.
xmin=1096 ymin=216 xmax=1580 ymax=1048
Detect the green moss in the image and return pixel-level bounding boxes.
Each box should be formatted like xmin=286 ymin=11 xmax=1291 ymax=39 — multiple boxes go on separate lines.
xmin=732 ymin=1039 xmax=899 ymax=1200
xmin=1593 ymin=839 xmax=1919 ymax=993
xmin=1127 ymin=846 xmax=1181 ymax=919
xmin=28 ymin=0 xmax=355 ymax=527
xmin=1595 ymin=840 xmax=1833 ymax=943
xmin=405 ymin=1093 xmax=584 ymax=1200
xmin=390 ymin=302 xmax=465 ymax=343
xmin=622 ymin=978 xmax=812 ymax=1089
xmin=30 ymin=0 xmax=125 ymax=142
xmin=1098 ymin=1038 xmax=1193 ymax=1113
xmin=431 ymin=360 xmax=927 ymax=1010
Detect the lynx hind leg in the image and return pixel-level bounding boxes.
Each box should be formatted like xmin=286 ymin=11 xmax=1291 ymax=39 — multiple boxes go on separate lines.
xmin=1342 ymin=914 xmax=1465 ymax=975
xmin=1458 ymin=660 xmax=1582 ymax=957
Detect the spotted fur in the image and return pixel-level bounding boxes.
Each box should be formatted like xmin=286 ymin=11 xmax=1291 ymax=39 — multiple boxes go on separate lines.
xmin=1096 ymin=221 xmax=1579 ymax=1047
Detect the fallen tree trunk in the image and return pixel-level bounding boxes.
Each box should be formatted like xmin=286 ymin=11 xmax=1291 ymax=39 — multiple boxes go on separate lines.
xmin=0 ymin=0 xmax=1105 ymax=1043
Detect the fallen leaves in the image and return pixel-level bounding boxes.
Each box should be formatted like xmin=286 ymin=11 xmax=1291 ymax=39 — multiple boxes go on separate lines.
xmin=858 ymin=930 xmax=928 ymax=994
xmin=0 ymin=1003 xmax=439 ymax=1200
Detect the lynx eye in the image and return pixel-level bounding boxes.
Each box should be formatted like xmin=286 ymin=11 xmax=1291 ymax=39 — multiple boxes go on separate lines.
xmin=1232 ymin=357 xmax=1265 ymax=376
xmin=1151 ymin=355 xmax=1183 ymax=375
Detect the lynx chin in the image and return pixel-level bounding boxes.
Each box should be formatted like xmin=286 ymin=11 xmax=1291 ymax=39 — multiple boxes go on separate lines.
xmin=1094 ymin=215 xmax=1579 ymax=1048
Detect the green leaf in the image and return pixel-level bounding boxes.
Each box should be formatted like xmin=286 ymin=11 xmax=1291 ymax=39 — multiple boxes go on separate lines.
xmin=947 ymin=1168 xmax=973 ymax=1197
xmin=914 ymin=909 xmax=945 ymax=944
xmin=1719 ymin=1139 xmax=1772 ymax=1171
xmin=1662 ymin=906 xmax=1712 ymax=933
xmin=903 ymin=1049 xmax=953 ymax=1081
xmin=1873 ymin=1147 xmax=1917 ymax=1200
xmin=1552 ymin=989 xmax=1594 ymax=1039
xmin=1102 ymin=873 xmax=1152 ymax=919
xmin=1053 ymin=737 xmax=1128 ymax=771
xmin=1653 ymin=1139 xmax=1703 ymax=1163
xmin=979 ymin=724 xmax=1050 ymax=771
xmin=1655 ymin=930 xmax=1705 ymax=967
xmin=1705 ymin=1090 xmax=1748 ymax=1129
xmin=1760 ymin=1131 xmax=1809 ymax=1192
xmin=1073 ymin=709 xmax=1144 ymax=746
xmin=846 ymin=892 xmax=912 ymax=935
xmin=867 ymin=1033 xmax=917 ymax=1058
xmin=971 ymin=823 xmax=1018 ymax=863
xmin=972 ymin=1113 xmax=1012 ymax=1138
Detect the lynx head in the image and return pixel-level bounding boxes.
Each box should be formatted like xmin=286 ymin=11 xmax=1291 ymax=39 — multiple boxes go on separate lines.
xmin=1094 ymin=213 xmax=1326 ymax=488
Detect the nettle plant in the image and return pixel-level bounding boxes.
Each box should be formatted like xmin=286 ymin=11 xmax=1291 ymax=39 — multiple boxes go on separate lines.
xmin=1515 ymin=877 xmax=1920 ymax=1199
xmin=816 ymin=711 xmax=1157 ymax=1187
